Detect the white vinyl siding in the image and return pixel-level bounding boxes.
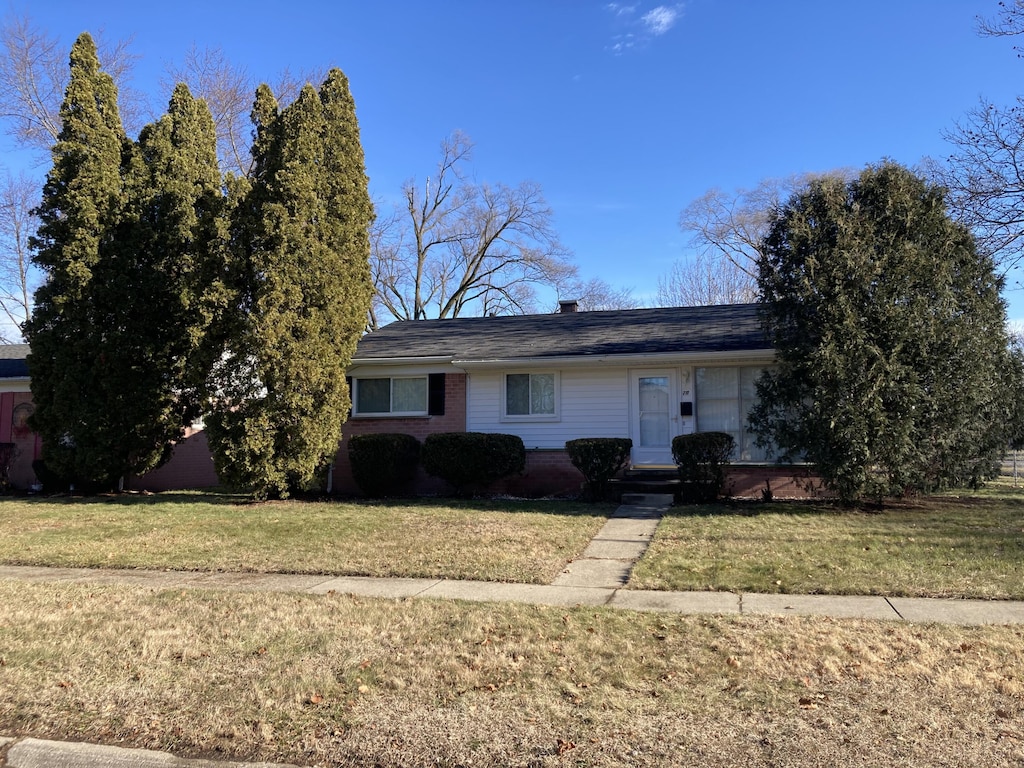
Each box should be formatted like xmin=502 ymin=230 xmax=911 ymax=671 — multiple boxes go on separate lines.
xmin=469 ymin=367 xmax=629 ymax=448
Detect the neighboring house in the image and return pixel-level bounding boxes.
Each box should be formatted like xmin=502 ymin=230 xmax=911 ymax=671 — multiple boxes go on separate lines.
xmin=0 ymin=344 xmax=40 ymax=488
xmin=0 ymin=344 xmax=218 ymax=492
xmin=335 ymin=302 xmax=812 ymax=498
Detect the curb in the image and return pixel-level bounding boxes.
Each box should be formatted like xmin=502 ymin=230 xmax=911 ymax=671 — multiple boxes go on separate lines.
xmin=0 ymin=737 xmax=299 ymax=768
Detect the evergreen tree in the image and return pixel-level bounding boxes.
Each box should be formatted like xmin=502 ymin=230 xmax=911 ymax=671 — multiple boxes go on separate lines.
xmin=102 ymin=83 xmax=225 ymax=475
xmin=26 ymin=34 xmax=226 ymax=485
xmin=24 ymin=32 xmax=130 ymax=484
xmin=750 ymin=162 xmax=1017 ymax=502
xmin=206 ymin=70 xmax=373 ymax=498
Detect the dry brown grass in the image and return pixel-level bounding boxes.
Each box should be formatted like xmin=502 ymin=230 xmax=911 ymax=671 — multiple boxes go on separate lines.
xmin=0 ymin=494 xmax=609 ymax=584
xmin=631 ymin=488 xmax=1024 ymax=598
xmin=1 ymin=580 xmax=1022 ymax=766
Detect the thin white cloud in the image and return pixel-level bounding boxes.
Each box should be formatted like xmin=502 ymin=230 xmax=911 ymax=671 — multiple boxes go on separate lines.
xmin=604 ymin=3 xmax=684 ymax=54
xmin=609 ymin=34 xmax=637 ymax=53
xmin=606 ymin=3 xmax=637 ymax=16
xmin=642 ymin=6 xmax=680 ymax=35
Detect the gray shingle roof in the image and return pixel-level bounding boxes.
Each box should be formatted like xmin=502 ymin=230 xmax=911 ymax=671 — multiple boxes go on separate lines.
xmin=0 ymin=343 xmax=29 ymax=378
xmin=355 ymin=303 xmax=770 ymax=361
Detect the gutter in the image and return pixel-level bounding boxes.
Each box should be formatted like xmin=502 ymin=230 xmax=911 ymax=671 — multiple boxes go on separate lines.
xmin=452 ymin=349 xmax=775 ymax=370
xmin=346 ymin=349 xmax=775 ymax=373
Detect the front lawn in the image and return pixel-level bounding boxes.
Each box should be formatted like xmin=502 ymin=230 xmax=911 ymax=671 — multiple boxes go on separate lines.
xmin=1 ymin=580 xmax=1022 ymax=767
xmin=630 ymin=484 xmax=1024 ymax=599
xmin=0 ymin=491 xmax=610 ymax=585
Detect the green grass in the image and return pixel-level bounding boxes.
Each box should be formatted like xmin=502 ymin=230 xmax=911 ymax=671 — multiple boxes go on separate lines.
xmin=0 ymin=491 xmax=611 ymax=584
xmin=630 ymin=484 xmax=1024 ymax=599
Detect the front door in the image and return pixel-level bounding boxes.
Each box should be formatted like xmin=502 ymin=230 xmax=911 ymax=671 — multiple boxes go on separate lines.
xmin=629 ymin=370 xmax=679 ymax=466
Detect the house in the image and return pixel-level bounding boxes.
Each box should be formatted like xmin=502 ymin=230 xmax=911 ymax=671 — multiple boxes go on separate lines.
xmin=0 ymin=344 xmax=218 ymax=492
xmin=334 ymin=302 xmax=812 ymax=498
xmin=0 ymin=344 xmax=40 ymax=488
xmin=2 ymin=302 xmax=812 ymax=497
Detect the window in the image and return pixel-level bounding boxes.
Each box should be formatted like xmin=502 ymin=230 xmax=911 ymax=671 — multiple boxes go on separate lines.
xmin=355 ymin=376 xmax=428 ymax=416
xmin=696 ymin=366 xmax=771 ymax=461
xmin=504 ymin=372 xmax=557 ymax=418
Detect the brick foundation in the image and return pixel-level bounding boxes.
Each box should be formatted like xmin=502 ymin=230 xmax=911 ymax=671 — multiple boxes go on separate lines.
xmin=724 ymin=465 xmax=824 ymax=499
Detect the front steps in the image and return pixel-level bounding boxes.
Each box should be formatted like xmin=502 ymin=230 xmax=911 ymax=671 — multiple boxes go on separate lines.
xmin=607 ymin=466 xmax=680 ymax=501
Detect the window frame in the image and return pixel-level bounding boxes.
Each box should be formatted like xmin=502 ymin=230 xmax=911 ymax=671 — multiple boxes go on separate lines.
xmin=352 ymin=375 xmax=429 ymax=417
xmin=500 ymin=371 xmax=560 ymax=422
xmin=695 ymin=365 xmax=773 ymax=462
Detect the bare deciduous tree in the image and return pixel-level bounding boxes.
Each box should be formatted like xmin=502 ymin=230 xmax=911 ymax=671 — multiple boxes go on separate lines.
xmin=929 ymin=3 xmax=1024 ymax=274
xmin=656 ymin=250 xmax=756 ymax=307
xmin=977 ymin=0 xmax=1024 ymax=38
xmin=0 ymin=172 xmax=39 ymax=340
xmin=371 ymin=131 xmax=576 ymax=326
xmin=0 ymin=11 xmax=145 ymax=152
xmin=667 ymin=171 xmax=853 ymax=307
xmin=679 ymin=172 xmax=852 ymax=279
xmin=932 ymin=100 xmax=1024 ymax=271
xmin=163 ymin=45 xmax=321 ymax=177
xmin=558 ymin=276 xmax=639 ymax=311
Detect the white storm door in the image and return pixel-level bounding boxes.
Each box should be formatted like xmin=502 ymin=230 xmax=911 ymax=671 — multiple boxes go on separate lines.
xmin=630 ymin=370 xmax=678 ymax=465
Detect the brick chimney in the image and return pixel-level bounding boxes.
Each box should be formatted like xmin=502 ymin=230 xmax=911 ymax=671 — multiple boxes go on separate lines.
xmin=558 ymin=299 xmax=579 ymax=313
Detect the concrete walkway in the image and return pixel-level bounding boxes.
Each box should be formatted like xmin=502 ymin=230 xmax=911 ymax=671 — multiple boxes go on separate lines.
xmin=552 ymin=492 xmax=669 ymax=588
xmin=5 ymin=492 xmax=1024 ymax=767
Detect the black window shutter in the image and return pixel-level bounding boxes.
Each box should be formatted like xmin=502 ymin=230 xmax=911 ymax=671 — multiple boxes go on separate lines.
xmin=428 ymin=373 xmax=445 ymax=415
xmin=346 ymin=377 xmax=354 ymax=417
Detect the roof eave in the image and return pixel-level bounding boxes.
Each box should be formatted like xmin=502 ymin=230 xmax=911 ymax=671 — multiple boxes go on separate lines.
xmin=350 ymin=348 xmax=775 ymax=371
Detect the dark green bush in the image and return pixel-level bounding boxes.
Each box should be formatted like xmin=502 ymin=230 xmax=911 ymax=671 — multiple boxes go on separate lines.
xmin=672 ymin=431 xmax=735 ymax=502
xmin=29 ymin=457 xmax=121 ymax=495
xmin=565 ymin=437 xmax=632 ymax=501
xmin=421 ymin=432 xmax=526 ymax=494
xmin=348 ymin=433 xmax=421 ymax=497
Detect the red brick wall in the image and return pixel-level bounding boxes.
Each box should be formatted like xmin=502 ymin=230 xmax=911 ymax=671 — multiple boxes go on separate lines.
xmin=128 ymin=429 xmax=220 ymax=492
xmin=489 ymin=450 xmax=583 ymax=498
xmin=724 ymin=465 xmax=824 ymax=499
xmin=332 ymin=373 xmax=468 ymax=495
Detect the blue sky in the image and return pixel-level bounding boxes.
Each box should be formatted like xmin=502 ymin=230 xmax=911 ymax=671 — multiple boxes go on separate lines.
xmin=14 ymin=0 xmax=1024 ymax=323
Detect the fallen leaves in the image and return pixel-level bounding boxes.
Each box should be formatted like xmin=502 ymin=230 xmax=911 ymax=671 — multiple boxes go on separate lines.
xmin=798 ymin=693 xmax=827 ymax=710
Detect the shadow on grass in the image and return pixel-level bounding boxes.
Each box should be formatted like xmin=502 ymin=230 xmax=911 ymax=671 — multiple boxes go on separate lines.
xmin=666 ymin=485 xmax=1024 ymax=518
xmin=349 ymin=496 xmax=615 ymax=518
xmin=5 ymin=487 xmax=249 ymax=507
xmin=666 ymin=498 xmax=839 ymax=518
xmin=2 ymin=489 xmax=613 ymax=518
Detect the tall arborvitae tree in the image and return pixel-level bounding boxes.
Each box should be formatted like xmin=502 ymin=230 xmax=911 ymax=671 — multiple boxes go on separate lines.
xmin=750 ymin=162 xmax=1017 ymax=502
xmin=26 ymin=35 xmax=226 ymax=485
xmin=206 ymin=69 xmax=373 ymax=498
xmin=98 ymin=83 xmax=225 ymax=476
xmin=24 ymin=32 xmax=130 ymax=484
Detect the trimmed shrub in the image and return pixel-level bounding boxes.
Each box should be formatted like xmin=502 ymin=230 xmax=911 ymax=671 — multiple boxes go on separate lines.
xmin=421 ymin=432 xmax=526 ymax=495
xmin=672 ymin=431 xmax=735 ymax=502
xmin=565 ymin=437 xmax=632 ymax=501
xmin=348 ymin=433 xmax=421 ymax=497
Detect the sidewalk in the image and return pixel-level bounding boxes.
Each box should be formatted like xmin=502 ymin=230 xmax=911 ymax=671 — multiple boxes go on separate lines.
xmin=2 ymin=493 xmax=1023 ymax=627
xmin=4 ymin=493 xmax=1024 ymax=767
xmin=4 ymin=563 xmax=1024 ymax=626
